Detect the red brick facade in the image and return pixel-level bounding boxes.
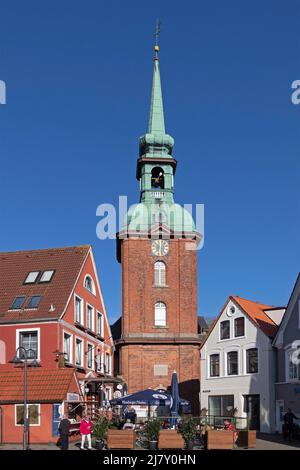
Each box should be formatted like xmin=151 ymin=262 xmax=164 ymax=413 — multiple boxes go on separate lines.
xmin=117 ymin=236 xmax=201 ymax=413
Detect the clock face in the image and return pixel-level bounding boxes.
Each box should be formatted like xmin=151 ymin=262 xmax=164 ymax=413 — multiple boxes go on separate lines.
xmin=151 ymin=240 xmax=169 ymax=256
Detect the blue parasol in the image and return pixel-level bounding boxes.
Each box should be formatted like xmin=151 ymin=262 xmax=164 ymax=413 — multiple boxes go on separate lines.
xmin=170 ymin=371 xmax=180 ymax=427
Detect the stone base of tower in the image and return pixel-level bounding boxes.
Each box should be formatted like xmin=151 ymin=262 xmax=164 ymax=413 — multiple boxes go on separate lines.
xmin=119 ymin=343 xmax=200 ymax=415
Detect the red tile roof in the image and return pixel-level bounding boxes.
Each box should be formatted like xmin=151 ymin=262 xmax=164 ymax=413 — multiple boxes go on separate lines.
xmin=200 ymin=295 xmax=282 ymax=349
xmin=0 ymin=368 xmax=79 ymax=403
xmin=232 ymin=296 xmax=279 ymax=338
xmin=0 ymin=245 xmax=90 ymax=323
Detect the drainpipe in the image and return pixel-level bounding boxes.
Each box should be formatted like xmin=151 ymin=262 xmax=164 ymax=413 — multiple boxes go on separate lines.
xmin=0 ymin=405 xmax=2 ymax=444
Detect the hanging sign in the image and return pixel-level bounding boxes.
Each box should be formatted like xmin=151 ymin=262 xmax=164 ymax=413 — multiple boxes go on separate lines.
xmin=67 ymin=393 xmax=80 ymax=402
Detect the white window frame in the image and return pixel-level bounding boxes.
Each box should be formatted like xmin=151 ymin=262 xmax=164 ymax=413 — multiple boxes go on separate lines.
xmin=97 ymin=312 xmax=104 ymax=337
xmin=84 ymin=274 xmax=96 ymax=295
xmin=74 ymin=294 xmax=84 ymax=325
xmin=87 ymin=342 xmax=94 ymax=370
xmin=219 ymin=319 xmax=230 ymax=341
xmin=245 ymin=347 xmax=259 ymax=375
xmin=105 ymin=387 xmax=111 ymax=402
xmin=208 ymin=352 xmax=221 ymax=378
xmin=154 ymin=261 xmax=166 ymax=286
xmin=286 ymin=349 xmax=299 ymax=383
xmin=15 ymin=403 xmax=41 ymax=427
xmin=154 ymin=302 xmax=167 ymax=327
xmin=86 ymin=304 xmax=95 ymax=332
xmin=16 ymin=328 xmax=40 ymax=361
xmin=96 ymin=349 xmax=102 ymax=372
xmin=234 ymin=316 xmax=245 ymax=338
xmin=63 ymin=331 xmax=73 ymax=364
xmin=105 ymin=352 xmax=111 ymax=375
xmin=225 ymin=348 xmax=240 ymax=376
xmin=75 ymin=337 xmax=84 ymax=367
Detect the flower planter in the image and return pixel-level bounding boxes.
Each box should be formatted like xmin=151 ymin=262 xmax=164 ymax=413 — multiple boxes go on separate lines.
xmin=186 ymin=439 xmax=194 ymax=450
xmin=95 ymin=439 xmax=105 ymax=450
xmin=149 ymin=440 xmax=157 ymax=450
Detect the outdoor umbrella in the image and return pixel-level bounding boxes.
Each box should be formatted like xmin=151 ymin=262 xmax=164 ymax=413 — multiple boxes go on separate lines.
xmin=110 ymin=388 xmax=172 ymax=420
xmin=170 ymin=371 xmax=179 ymax=427
xmin=110 ymin=388 xmax=172 ymax=406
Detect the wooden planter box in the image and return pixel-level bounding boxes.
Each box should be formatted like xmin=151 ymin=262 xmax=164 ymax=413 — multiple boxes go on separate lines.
xmin=107 ymin=429 xmax=136 ymax=449
xmin=207 ymin=430 xmax=234 ymax=450
xmin=158 ymin=430 xmax=185 ymax=449
xmin=236 ymin=430 xmax=256 ymax=448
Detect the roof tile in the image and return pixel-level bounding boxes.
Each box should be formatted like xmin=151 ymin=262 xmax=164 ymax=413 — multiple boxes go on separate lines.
xmin=0 ymin=368 xmax=77 ymax=402
xmin=0 ymin=246 xmax=90 ymax=323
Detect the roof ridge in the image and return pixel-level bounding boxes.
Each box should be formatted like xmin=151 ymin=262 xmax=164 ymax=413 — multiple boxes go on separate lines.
xmin=0 ymin=245 xmax=91 ymax=256
xmin=232 ymin=295 xmax=276 ymax=309
xmin=233 ymin=296 xmax=278 ymax=327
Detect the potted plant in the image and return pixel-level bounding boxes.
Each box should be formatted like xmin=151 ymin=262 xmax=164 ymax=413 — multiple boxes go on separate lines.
xmin=92 ymin=415 xmax=109 ymax=450
xmin=145 ymin=418 xmax=161 ymax=450
xmin=179 ymin=417 xmax=198 ymax=450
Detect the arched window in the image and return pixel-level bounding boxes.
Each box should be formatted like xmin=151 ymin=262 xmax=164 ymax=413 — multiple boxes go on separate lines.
xmin=151 ymin=167 xmax=164 ymax=189
xmin=154 ymin=261 xmax=166 ymax=286
xmin=154 ymin=302 xmax=166 ymax=327
xmin=84 ymin=275 xmax=95 ymax=294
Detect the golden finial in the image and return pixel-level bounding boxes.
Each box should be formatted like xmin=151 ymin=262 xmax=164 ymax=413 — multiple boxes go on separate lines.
xmin=154 ymin=19 xmax=161 ymax=59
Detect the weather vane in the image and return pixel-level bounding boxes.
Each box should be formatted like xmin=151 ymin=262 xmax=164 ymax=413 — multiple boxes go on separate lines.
xmin=154 ymin=19 xmax=161 ymax=59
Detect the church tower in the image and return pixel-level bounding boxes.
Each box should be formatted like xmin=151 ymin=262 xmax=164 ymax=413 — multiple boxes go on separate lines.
xmin=116 ymin=39 xmax=201 ymax=412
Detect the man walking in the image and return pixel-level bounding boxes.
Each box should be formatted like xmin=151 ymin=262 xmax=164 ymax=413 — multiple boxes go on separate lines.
xmin=283 ymin=408 xmax=299 ymax=442
xmin=58 ymin=414 xmax=71 ymax=450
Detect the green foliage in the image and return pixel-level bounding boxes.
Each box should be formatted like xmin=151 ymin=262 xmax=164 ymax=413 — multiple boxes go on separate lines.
xmin=178 ymin=417 xmax=198 ymax=442
xmin=145 ymin=418 xmax=161 ymax=442
xmin=92 ymin=416 xmax=109 ymax=441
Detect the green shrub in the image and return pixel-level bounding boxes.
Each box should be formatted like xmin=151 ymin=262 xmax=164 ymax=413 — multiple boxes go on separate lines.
xmin=145 ymin=418 xmax=161 ymax=441
xmin=178 ymin=417 xmax=198 ymax=442
xmin=92 ymin=416 xmax=109 ymax=441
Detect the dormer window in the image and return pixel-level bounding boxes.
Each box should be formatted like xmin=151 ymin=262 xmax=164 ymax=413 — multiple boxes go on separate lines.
xmin=26 ymin=295 xmax=41 ymax=309
xmin=39 ymin=270 xmax=55 ymax=283
xmin=11 ymin=296 xmax=26 ymax=310
xmin=24 ymin=271 xmax=40 ymax=284
xmin=84 ymin=275 xmax=95 ymax=294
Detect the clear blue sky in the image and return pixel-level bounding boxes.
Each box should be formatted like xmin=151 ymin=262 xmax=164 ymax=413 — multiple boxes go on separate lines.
xmin=0 ymin=1 xmax=299 ymax=323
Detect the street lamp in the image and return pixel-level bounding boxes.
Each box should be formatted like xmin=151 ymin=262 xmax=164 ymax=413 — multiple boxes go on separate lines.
xmin=10 ymin=347 xmax=40 ymax=450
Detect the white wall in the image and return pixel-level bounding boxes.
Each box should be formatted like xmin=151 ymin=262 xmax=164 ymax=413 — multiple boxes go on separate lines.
xmin=200 ymin=299 xmax=276 ymax=433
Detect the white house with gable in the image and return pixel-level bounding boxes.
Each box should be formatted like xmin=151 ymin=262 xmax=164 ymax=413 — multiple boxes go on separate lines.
xmin=200 ymin=296 xmax=285 ymax=433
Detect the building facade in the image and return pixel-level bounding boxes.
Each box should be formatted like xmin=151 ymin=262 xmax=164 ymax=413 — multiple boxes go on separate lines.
xmin=273 ymin=273 xmax=300 ymax=432
xmin=114 ymin=45 xmax=201 ymax=412
xmin=200 ymin=296 xmax=285 ymax=433
xmin=0 ymin=245 xmax=114 ymax=443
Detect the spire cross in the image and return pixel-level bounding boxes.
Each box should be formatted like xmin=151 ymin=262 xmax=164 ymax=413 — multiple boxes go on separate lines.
xmin=154 ymin=19 xmax=161 ymax=59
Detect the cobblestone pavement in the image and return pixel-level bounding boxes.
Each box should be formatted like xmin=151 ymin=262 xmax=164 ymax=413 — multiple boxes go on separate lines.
xmin=0 ymin=434 xmax=299 ymax=451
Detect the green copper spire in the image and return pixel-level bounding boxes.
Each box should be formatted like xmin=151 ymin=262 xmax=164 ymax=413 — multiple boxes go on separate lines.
xmin=120 ymin=29 xmax=197 ymax=238
xmin=148 ymin=58 xmax=165 ymax=134
xmin=139 ymin=38 xmax=174 ymax=159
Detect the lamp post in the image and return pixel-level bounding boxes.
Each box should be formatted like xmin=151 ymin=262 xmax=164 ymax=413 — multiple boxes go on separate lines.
xmin=10 ymin=347 xmax=40 ymax=450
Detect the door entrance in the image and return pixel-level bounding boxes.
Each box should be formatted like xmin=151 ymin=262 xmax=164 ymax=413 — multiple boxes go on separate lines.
xmin=244 ymin=395 xmax=260 ymax=431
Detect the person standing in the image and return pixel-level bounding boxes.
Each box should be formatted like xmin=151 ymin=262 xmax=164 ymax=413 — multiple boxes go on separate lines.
xmin=283 ymin=408 xmax=299 ymax=442
xmin=80 ymin=415 xmax=93 ymax=450
xmin=58 ymin=414 xmax=71 ymax=450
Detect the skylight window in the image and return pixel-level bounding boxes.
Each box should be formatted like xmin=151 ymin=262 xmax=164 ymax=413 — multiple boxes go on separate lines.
xmin=24 ymin=271 xmax=40 ymax=284
xmin=11 ymin=296 xmax=26 ymax=310
xmin=26 ymin=295 xmax=41 ymax=309
xmin=39 ymin=270 xmax=55 ymax=283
